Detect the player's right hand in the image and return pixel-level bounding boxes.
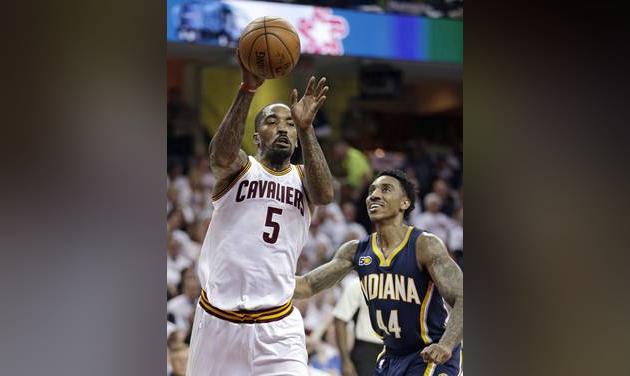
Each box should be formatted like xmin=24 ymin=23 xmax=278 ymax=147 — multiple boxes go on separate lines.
xmin=341 ymin=358 xmax=358 ymax=376
xmin=420 ymin=343 xmax=452 ymax=364
xmin=236 ymin=48 xmax=264 ymax=91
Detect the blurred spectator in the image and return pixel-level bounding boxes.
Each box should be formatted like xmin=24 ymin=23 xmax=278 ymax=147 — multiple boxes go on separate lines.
xmin=341 ymin=202 xmax=368 ymax=242
xmin=333 ymin=140 xmax=373 ymax=194
xmin=411 ymin=192 xmax=454 ymax=243
xmin=403 ymin=140 xmax=435 ymax=199
xmin=167 ymin=330 xmax=189 ymax=376
xmin=317 ymin=203 xmax=348 ymax=250
xmin=303 ymin=219 xmax=335 ymax=265
xmin=167 ymin=274 xmax=201 ymax=332
xmin=448 ymin=207 xmax=463 ymax=268
xmin=169 ymin=342 xmax=188 ymax=376
xmin=333 ymin=275 xmax=383 ymax=376
xmin=432 ymin=178 xmax=457 ymax=217
xmin=167 ymin=232 xmax=193 ymax=296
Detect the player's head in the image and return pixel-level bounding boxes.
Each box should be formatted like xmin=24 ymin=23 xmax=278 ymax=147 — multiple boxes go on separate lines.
xmin=253 ymin=103 xmax=297 ymax=164
xmin=366 ymin=169 xmax=417 ymax=223
xmin=424 ymin=192 xmax=442 ymax=214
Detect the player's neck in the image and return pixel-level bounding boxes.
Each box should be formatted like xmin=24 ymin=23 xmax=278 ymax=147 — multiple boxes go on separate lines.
xmin=375 ymin=222 xmax=408 ymax=252
xmin=256 ymin=154 xmax=290 ymax=172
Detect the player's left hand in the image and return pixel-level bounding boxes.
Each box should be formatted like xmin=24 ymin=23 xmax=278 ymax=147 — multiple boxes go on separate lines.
xmin=289 ymin=76 xmax=329 ymax=130
xmin=420 ymin=343 xmax=452 ymax=364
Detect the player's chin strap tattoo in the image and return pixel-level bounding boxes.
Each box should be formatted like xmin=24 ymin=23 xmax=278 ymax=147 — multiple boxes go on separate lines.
xmin=290 ymin=76 xmax=334 ymax=205
xmin=293 ymin=240 xmax=358 ymax=300
xmin=417 ymin=233 xmax=463 ymax=364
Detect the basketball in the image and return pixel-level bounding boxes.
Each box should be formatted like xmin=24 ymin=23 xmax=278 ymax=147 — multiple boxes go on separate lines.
xmin=237 ymin=17 xmax=301 ymax=79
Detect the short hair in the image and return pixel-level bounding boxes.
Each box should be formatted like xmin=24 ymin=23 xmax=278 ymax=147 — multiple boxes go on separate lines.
xmin=376 ymin=169 xmax=417 ymax=219
xmin=254 ymin=103 xmax=290 ymax=131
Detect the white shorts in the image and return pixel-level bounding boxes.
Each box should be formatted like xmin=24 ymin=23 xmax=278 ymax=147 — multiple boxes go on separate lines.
xmin=186 ymin=303 xmax=308 ymax=376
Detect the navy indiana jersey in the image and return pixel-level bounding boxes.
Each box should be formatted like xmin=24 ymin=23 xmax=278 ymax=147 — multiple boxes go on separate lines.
xmin=353 ymin=226 xmax=448 ymax=356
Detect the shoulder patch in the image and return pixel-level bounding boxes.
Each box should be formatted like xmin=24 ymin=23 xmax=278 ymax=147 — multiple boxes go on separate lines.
xmin=358 ymin=255 xmax=372 ymax=266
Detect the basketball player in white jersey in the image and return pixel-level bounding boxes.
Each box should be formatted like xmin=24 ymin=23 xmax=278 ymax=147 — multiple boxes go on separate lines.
xmin=186 ymin=49 xmax=334 ymax=376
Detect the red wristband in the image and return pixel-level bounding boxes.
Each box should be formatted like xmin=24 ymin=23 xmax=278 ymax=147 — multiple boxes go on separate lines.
xmin=240 ymin=82 xmax=257 ymax=93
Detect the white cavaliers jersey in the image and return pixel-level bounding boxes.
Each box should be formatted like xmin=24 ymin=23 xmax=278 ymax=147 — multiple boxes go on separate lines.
xmin=197 ymin=156 xmax=311 ymax=311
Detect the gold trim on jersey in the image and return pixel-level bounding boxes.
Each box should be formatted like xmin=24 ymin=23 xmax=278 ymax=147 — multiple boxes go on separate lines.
xmin=259 ymin=161 xmax=292 ymax=176
xmin=370 ymin=226 xmax=414 ymax=267
xmin=423 ymin=362 xmax=436 ymax=376
xmin=376 ymin=346 xmax=386 ymax=362
xmin=198 ymin=289 xmax=293 ymax=324
xmin=211 ymin=159 xmax=252 ymax=201
xmin=419 ymin=281 xmax=435 ymax=345
xmin=458 ymin=346 xmax=463 ymax=376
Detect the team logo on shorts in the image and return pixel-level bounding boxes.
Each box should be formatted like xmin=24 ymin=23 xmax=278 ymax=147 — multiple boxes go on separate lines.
xmin=358 ymin=256 xmax=372 ymax=266
xmin=438 ymin=373 xmax=448 ymax=376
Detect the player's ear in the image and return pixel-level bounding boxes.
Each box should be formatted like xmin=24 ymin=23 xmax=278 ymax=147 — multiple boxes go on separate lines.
xmin=253 ymin=132 xmax=260 ymax=147
xmin=400 ymin=197 xmax=411 ymax=211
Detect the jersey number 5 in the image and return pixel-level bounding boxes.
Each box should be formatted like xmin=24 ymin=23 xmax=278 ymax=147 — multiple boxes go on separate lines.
xmin=376 ymin=309 xmax=402 ymax=339
xmin=263 ymin=206 xmax=283 ymax=244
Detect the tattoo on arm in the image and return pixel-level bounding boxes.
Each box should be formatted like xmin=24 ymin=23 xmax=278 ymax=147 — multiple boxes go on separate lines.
xmin=208 ymin=88 xmax=253 ymax=179
xmin=298 ymin=126 xmax=334 ymax=205
xmin=293 ymin=240 xmax=357 ymax=299
xmin=418 ymin=233 xmax=463 ymax=351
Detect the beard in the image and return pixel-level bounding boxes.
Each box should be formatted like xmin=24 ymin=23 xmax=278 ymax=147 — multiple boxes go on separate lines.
xmin=266 ymin=146 xmax=293 ymax=164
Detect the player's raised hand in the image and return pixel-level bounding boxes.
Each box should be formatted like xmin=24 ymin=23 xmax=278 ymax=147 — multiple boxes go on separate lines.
xmin=236 ymin=48 xmax=264 ymax=91
xmin=420 ymin=343 xmax=452 ymax=364
xmin=289 ymin=76 xmax=329 ymax=129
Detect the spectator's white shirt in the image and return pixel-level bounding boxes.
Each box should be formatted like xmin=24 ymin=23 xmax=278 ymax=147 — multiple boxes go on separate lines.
xmin=167 ymin=294 xmax=195 ymax=332
xmin=167 ymin=268 xmax=182 ymax=292
xmin=411 ymin=211 xmax=455 ymax=243
xmin=301 ymin=296 xmax=334 ymax=336
xmin=182 ymin=241 xmax=201 ymax=263
xmin=302 ymin=230 xmax=334 ymax=264
xmin=318 ymin=203 xmax=347 ymax=249
xmin=332 ymin=275 xmax=383 ymax=345
xmin=448 ymin=222 xmax=463 ymax=253
xmin=167 ymin=254 xmax=192 ymax=290
xmin=344 ymin=222 xmax=368 ymax=242
xmin=171 ymin=230 xmax=200 ymax=262
xmin=172 ymin=176 xmax=192 ymax=205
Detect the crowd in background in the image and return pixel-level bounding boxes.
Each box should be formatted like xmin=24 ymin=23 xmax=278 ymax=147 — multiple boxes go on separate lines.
xmin=166 ymin=93 xmax=463 ymax=375
xmin=261 ymin=0 xmax=463 ymax=19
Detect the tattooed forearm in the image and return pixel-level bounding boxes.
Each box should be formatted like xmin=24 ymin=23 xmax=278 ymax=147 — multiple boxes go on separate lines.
xmin=440 ymin=292 xmax=463 ymax=350
xmin=293 ymin=240 xmax=357 ymax=299
xmin=208 ymin=88 xmax=254 ymax=174
xmin=298 ymin=126 xmax=334 ymax=205
xmin=418 ymin=233 xmax=463 ymax=351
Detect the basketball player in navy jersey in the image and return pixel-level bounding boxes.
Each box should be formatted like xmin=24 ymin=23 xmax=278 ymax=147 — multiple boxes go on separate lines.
xmin=294 ymin=170 xmax=463 ymax=375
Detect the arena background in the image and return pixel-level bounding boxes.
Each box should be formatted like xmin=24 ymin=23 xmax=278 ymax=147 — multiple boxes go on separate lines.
xmin=4 ymin=2 xmax=630 ymax=376
xmin=166 ymin=1 xmax=462 ymax=374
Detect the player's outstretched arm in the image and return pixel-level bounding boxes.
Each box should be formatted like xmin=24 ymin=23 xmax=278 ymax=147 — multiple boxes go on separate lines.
xmin=417 ymin=233 xmax=463 ymax=364
xmin=208 ymin=49 xmax=264 ymax=181
xmin=289 ymin=76 xmax=334 ymax=205
xmin=293 ymin=240 xmax=358 ymax=299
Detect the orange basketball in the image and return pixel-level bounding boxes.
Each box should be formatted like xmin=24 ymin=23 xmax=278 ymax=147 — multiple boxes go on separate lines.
xmin=238 ymin=17 xmax=301 ymax=79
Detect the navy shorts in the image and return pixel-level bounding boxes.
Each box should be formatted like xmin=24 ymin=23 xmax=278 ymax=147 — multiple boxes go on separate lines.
xmin=373 ymin=345 xmax=462 ymax=376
